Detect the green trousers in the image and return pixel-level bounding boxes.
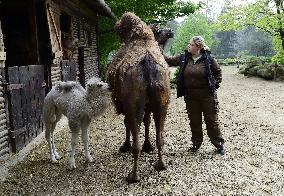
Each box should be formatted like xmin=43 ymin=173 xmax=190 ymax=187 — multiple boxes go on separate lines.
xmin=184 ymin=93 xmax=224 ymax=149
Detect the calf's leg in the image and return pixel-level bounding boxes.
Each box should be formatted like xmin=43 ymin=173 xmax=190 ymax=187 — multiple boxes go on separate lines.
xmin=81 ymin=118 xmax=93 ymax=163
xmin=68 ymin=119 xmax=80 ymax=169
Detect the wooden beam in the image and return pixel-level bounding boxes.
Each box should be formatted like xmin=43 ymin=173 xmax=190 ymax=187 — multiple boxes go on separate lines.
xmin=83 ymin=0 xmax=117 ymax=20
xmin=0 ymin=21 xmax=5 ymax=68
xmin=60 ymin=0 xmax=98 ymax=22
xmin=29 ymin=0 xmax=40 ymax=64
xmin=47 ymin=3 xmax=62 ymax=52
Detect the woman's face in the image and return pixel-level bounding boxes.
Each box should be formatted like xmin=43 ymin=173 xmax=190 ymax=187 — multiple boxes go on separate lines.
xmin=187 ymin=40 xmax=200 ymax=55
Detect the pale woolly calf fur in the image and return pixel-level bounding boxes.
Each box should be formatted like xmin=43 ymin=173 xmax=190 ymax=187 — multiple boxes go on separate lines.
xmin=43 ymin=77 xmax=110 ymax=169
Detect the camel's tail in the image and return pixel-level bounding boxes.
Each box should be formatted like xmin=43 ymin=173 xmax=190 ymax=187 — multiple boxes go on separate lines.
xmin=142 ymin=53 xmax=167 ymax=92
xmin=43 ymin=93 xmax=57 ymax=125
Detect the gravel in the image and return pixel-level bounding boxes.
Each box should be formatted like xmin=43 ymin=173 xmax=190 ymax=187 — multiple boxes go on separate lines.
xmin=0 ymin=66 xmax=284 ymax=195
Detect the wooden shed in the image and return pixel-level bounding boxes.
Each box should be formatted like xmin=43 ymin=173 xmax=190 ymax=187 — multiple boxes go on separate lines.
xmin=0 ymin=0 xmax=116 ymax=157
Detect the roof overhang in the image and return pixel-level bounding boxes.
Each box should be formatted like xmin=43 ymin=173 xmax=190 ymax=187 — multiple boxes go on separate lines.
xmin=83 ymin=0 xmax=117 ymax=20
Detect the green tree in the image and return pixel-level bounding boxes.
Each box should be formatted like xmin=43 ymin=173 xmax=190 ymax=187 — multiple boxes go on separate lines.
xmin=98 ymin=0 xmax=200 ymax=75
xmin=164 ymin=19 xmax=180 ymax=56
xmin=170 ymin=12 xmax=213 ymax=55
xmin=235 ymin=26 xmax=275 ymax=57
xmin=211 ymin=30 xmax=237 ymax=58
xmin=214 ymin=0 xmax=284 ymax=63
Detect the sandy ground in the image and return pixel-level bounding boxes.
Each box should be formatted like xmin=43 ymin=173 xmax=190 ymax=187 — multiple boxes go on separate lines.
xmin=0 ymin=66 xmax=284 ymax=195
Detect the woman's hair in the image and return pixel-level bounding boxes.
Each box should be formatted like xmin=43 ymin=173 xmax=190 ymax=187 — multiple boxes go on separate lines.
xmin=190 ymin=36 xmax=207 ymax=49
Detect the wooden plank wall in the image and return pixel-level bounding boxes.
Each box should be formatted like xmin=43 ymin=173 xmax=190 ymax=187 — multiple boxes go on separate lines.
xmin=72 ymin=17 xmax=100 ymax=82
xmin=46 ymin=0 xmax=100 ymax=86
xmin=0 ymin=21 xmax=9 ymax=157
xmin=7 ymin=65 xmax=45 ymax=152
xmin=46 ymin=0 xmax=63 ymax=86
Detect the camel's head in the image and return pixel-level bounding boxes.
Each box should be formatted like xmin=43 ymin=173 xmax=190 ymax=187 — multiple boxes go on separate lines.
xmin=56 ymin=81 xmax=77 ymax=93
xmin=114 ymin=12 xmax=154 ymax=43
xmin=86 ymin=77 xmax=110 ymax=96
xmin=149 ymin=23 xmax=174 ymax=45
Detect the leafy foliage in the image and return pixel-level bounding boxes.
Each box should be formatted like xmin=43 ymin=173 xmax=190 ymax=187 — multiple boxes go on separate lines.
xmin=170 ymin=67 xmax=180 ymax=89
xmin=213 ymin=0 xmax=284 ymax=64
xmin=97 ymin=0 xmax=200 ymax=77
xmin=105 ymin=0 xmax=200 ymax=24
xmin=235 ymin=26 xmax=275 ymax=57
xmin=272 ymin=36 xmax=284 ymax=64
xmin=164 ymin=20 xmax=180 ymax=56
xmin=211 ymin=26 xmax=275 ymax=58
xmin=170 ymin=12 xmax=213 ymax=55
xmin=211 ymin=30 xmax=237 ymax=58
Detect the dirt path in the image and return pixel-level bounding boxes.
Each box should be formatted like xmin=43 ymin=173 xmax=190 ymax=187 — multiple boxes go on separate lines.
xmin=1 ymin=66 xmax=284 ymax=195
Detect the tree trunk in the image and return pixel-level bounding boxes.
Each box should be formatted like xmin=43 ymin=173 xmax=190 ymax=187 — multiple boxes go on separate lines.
xmin=275 ymin=0 xmax=284 ymax=50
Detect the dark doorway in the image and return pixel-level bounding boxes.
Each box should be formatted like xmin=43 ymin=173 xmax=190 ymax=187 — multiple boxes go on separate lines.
xmin=0 ymin=0 xmax=38 ymax=67
xmin=78 ymin=46 xmax=85 ymax=87
xmin=60 ymin=13 xmax=73 ymax=61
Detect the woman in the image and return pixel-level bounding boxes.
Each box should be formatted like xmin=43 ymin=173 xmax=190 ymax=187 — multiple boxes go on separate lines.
xmin=165 ymin=36 xmax=225 ymax=155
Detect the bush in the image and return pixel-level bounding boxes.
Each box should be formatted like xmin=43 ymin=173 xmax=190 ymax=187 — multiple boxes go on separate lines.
xmin=217 ymin=58 xmax=240 ymax=66
xmin=224 ymin=58 xmax=237 ymax=64
xmin=275 ymin=66 xmax=284 ymax=79
xmin=257 ymin=68 xmax=274 ymax=80
xmin=238 ymin=66 xmax=246 ymax=74
xmin=238 ymin=55 xmax=272 ymax=66
xmin=272 ymin=50 xmax=284 ymax=65
xmin=246 ymin=66 xmax=259 ymax=76
xmin=235 ymin=54 xmax=284 ymax=81
xmin=170 ymin=67 xmax=180 ymax=89
xmin=258 ymin=56 xmax=272 ymax=64
xmin=246 ymin=56 xmax=262 ymax=66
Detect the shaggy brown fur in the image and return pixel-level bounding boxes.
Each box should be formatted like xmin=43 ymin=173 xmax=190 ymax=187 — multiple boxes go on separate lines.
xmin=108 ymin=22 xmax=174 ymax=156
xmin=107 ymin=12 xmax=170 ymax=183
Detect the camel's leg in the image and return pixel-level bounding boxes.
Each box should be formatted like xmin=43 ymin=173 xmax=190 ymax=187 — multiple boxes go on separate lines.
xmin=51 ymin=112 xmax=62 ymax=160
xmin=142 ymin=105 xmax=154 ymax=153
xmin=81 ymin=118 xmax=93 ymax=163
xmin=50 ymin=123 xmax=61 ymax=160
xmin=68 ymin=119 xmax=80 ymax=169
xmin=125 ymin=108 xmax=143 ymax=183
xmin=45 ymin=121 xmax=58 ymax=163
xmin=120 ymin=117 xmax=132 ymax=153
xmin=152 ymin=102 xmax=168 ymax=171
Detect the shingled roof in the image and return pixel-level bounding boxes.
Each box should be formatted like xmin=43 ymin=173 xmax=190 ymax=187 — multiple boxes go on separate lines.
xmin=83 ymin=0 xmax=117 ymax=20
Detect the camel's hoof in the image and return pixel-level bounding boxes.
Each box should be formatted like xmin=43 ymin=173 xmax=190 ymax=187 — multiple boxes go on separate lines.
xmin=68 ymin=165 xmax=76 ymax=170
xmin=126 ymin=172 xmax=140 ymax=184
xmin=153 ymin=161 xmax=167 ymax=171
xmin=86 ymin=157 xmax=94 ymax=163
xmin=142 ymin=140 xmax=154 ymax=153
xmin=50 ymin=155 xmax=58 ymax=163
xmin=69 ymin=158 xmax=76 ymax=170
xmin=55 ymin=155 xmax=62 ymax=160
xmin=119 ymin=142 xmax=132 ymax=153
xmin=51 ymin=159 xmax=58 ymax=164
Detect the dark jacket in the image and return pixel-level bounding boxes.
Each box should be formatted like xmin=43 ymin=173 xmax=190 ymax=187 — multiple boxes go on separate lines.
xmin=165 ymin=50 xmax=222 ymax=98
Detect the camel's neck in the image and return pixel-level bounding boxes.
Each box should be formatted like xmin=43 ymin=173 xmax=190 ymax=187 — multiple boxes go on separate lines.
xmin=158 ymin=39 xmax=170 ymax=52
xmin=87 ymin=91 xmax=108 ymax=113
xmin=159 ymin=44 xmax=165 ymax=51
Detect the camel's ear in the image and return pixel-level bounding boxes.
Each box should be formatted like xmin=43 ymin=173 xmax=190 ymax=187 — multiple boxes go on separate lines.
xmin=86 ymin=83 xmax=92 ymax=89
xmin=87 ymin=82 xmax=98 ymax=90
xmin=149 ymin=23 xmax=160 ymax=33
xmin=149 ymin=23 xmax=159 ymax=28
xmin=97 ymin=83 xmax=103 ymax=88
